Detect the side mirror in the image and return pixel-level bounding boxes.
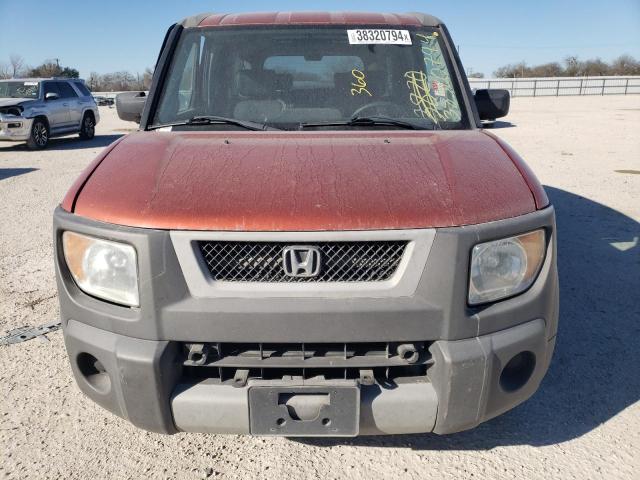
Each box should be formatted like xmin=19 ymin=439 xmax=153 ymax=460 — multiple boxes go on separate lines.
xmin=474 ymin=89 xmax=510 ymax=121
xmin=116 ymin=91 xmax=146 ymax=123
xmin=45 ymin=92 xmax=59 ymax=101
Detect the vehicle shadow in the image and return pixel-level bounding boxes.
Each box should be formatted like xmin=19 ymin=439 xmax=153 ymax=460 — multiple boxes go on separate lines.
xmin=295 ymin=186 xmax=640 ymax=449
xmin=0 ymin=134 xmax=123 ymax=152
xmin=0 ymin=167 xmax=38 ymax=181
xmin=43 ymin=134 xmax=124 ymax=150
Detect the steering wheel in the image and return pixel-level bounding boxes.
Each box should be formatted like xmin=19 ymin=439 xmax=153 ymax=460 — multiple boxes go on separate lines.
xmin=351 ymin=101 xmax=404 ymax=118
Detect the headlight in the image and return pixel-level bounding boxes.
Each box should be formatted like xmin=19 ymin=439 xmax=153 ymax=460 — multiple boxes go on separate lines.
xmin=469 ymin=230 xmax=546 ymax=305
xmin=62 ymin=232 xmax=139 ymax=307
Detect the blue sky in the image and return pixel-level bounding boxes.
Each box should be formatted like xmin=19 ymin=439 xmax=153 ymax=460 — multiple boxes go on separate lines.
xmin=1 ymin=0 xmax=638 ymax=78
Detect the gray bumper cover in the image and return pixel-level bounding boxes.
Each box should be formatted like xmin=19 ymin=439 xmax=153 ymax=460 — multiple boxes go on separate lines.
xmin=63 ymin=318 xmax=554 ymax=435
xmin=0 ymin=115 xmax=33 ymax=141
xmin=55 ymin=206 xmax=558 ymax=435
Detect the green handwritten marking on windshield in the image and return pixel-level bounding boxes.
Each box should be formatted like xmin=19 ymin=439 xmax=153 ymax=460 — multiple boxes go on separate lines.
xmin=405 ymin=33 xmax=461 ymax=123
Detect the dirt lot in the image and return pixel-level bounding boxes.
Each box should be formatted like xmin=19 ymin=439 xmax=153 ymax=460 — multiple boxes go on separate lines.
xmin=1 ymin=97 xmax=639 ymax=480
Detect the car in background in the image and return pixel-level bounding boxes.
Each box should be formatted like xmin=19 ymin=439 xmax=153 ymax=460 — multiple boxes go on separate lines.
xmin=0 ymin=78 xmax=100 ymax=149
xmin=93 ymin=95 xmax=115 ymax=107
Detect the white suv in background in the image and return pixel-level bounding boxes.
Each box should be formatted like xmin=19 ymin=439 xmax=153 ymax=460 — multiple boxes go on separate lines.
xmin=0 ymin=78 xmax=100 ymax=149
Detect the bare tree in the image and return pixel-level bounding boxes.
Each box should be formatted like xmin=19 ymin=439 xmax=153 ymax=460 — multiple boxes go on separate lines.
xmin=530 ymin=62 xmax=563 ymax=77
xmin=466 ymin=67 xmax=484 ymax=78
xmin=9 ymin=54 xmax=24 ymax=78
xmin=142 ymin=67 xmax=154 ymax=89
xmin=563 ymin=56 xmax=583 ymax=77
xmin=610 ymin=55 xmax=640 ymax=75
xmin=0 ymin=62 xmax=12 ymax=79
xmin=87 ymin=72 xmax=101 ymax=91
xmin=494 ymin=62 xmax=527 ymax=78
xmin=582 ymin=58 xmax=609 ymax=76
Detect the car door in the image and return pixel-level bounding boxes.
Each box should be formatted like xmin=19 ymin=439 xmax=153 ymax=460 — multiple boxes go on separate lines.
xmin=57 ymin=81 xmax=82 ymax=128
xmin=72 ymin=81 xmax=96 ymax=120
xmin=42 ymin=82 xmax=70 ymax=130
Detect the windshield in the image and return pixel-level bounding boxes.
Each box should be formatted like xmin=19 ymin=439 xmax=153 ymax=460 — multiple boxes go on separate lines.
xmin=152 ymin=26 xmax=467 ymax=130
xmin=0 ymin=81 xmax=40 ymax=99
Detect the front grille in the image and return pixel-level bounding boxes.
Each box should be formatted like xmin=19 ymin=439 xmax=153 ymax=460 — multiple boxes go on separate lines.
xmin=198 ymin=241 xmax=407 ymax=282
xmin=182 ymin=341 xmax=432 ymax=383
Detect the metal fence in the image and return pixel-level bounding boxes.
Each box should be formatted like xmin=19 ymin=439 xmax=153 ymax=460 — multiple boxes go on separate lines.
xmin=92 ymin=77 xmax=640 ymax=100
xmin=468 ymin=76 xmax=640 ymax=97
xmin=92 ymin=91 xmax=147 ymax=99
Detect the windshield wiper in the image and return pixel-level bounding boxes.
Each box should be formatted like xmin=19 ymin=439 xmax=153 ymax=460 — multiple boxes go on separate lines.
xmin=149 ymin=115 xmax=275 ymax=131
xmin=299 ymin=116 xmax=435 ymax=130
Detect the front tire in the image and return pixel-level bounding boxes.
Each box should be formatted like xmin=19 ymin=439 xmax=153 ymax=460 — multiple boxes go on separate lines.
xmin=26 ymin=118 xmax=49 ymax=150
xmin=79 ymin=112 xmax=95 ymax=140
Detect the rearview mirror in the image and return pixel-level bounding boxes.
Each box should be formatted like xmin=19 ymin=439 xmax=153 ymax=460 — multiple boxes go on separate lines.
xmin=116 ymin=91 xmax=146 ymax=123
xmin=45 ymin=92 xmax=59 ymax=101
xmin=474 ymin=89 xmax=510 ymax=121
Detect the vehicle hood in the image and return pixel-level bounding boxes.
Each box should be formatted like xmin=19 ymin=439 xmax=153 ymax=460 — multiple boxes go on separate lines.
xmin=70 ymin=130 xmax=539 ymax=231
xmin=0 ymin=98 xmax=33 ymax=108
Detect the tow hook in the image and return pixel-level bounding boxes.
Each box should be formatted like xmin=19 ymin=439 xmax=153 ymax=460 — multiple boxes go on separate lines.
xmin=397 ymin=343 xmax=420 ymax=364
xmin=186 ymin=343 xmax=210 ymax=365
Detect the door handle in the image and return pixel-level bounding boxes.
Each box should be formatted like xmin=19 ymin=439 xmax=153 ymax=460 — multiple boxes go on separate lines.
xmin=62 ymin=103 xmax=69 ymax=107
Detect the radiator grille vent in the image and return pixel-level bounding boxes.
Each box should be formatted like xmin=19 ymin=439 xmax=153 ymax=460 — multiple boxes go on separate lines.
xmin=198 ymin=241 xmax=407 ymax=282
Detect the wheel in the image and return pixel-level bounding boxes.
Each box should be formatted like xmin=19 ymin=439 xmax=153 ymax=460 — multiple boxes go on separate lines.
xmin=26 ymin=118 xmax=49 ymax=150
xmin=79 ymin=112 xmax=95 ymax=140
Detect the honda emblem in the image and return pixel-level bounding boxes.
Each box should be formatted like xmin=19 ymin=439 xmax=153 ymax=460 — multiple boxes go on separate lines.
xmin=282 ymin=246 xmax=322 ymax=278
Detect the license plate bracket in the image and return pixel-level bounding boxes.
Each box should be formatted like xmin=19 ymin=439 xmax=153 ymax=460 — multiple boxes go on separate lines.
xmin=249 ymin=383 xmax=360 ymax=436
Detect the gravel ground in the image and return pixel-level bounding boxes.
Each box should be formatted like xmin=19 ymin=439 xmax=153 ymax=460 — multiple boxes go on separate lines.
xmin=1 ymin=97 xmax=639 ymax=479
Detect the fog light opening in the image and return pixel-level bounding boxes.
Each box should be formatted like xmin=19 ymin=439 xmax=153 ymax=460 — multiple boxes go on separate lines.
xmin=77 ymin=352 xmax=111 ymax=394
xmin=499 ymin=351 xmax=536 ymax=393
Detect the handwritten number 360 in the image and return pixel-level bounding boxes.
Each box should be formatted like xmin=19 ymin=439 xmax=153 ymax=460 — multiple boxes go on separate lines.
xmin=350 ymin=69 xmax=372 ymax=97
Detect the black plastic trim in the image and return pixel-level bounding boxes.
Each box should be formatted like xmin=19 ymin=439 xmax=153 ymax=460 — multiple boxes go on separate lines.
xmin=139 ymin=23 xmax=183 ymax=130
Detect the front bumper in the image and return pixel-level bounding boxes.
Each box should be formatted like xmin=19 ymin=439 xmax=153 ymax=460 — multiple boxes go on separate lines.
xmin=0 ymin=115 xmax=33 ymax=141
xmin=63 ymin=317 xmax=555 ymax=435
xmin=54 ymin=206 xmax=559 ymax=435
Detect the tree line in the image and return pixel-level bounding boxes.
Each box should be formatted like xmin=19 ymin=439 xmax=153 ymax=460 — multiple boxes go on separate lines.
xmin=3 ymin=53 xmax=640 ymax=87
xmin=0 ymin=55 xmax=80 ymax=80
xmin=86 ymin=68 xmax=153 ymax=92
xmin=492 ymin=54 xmax=640 ymax=78
xmin=0 ymin=55 xmax=152 ymax=91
